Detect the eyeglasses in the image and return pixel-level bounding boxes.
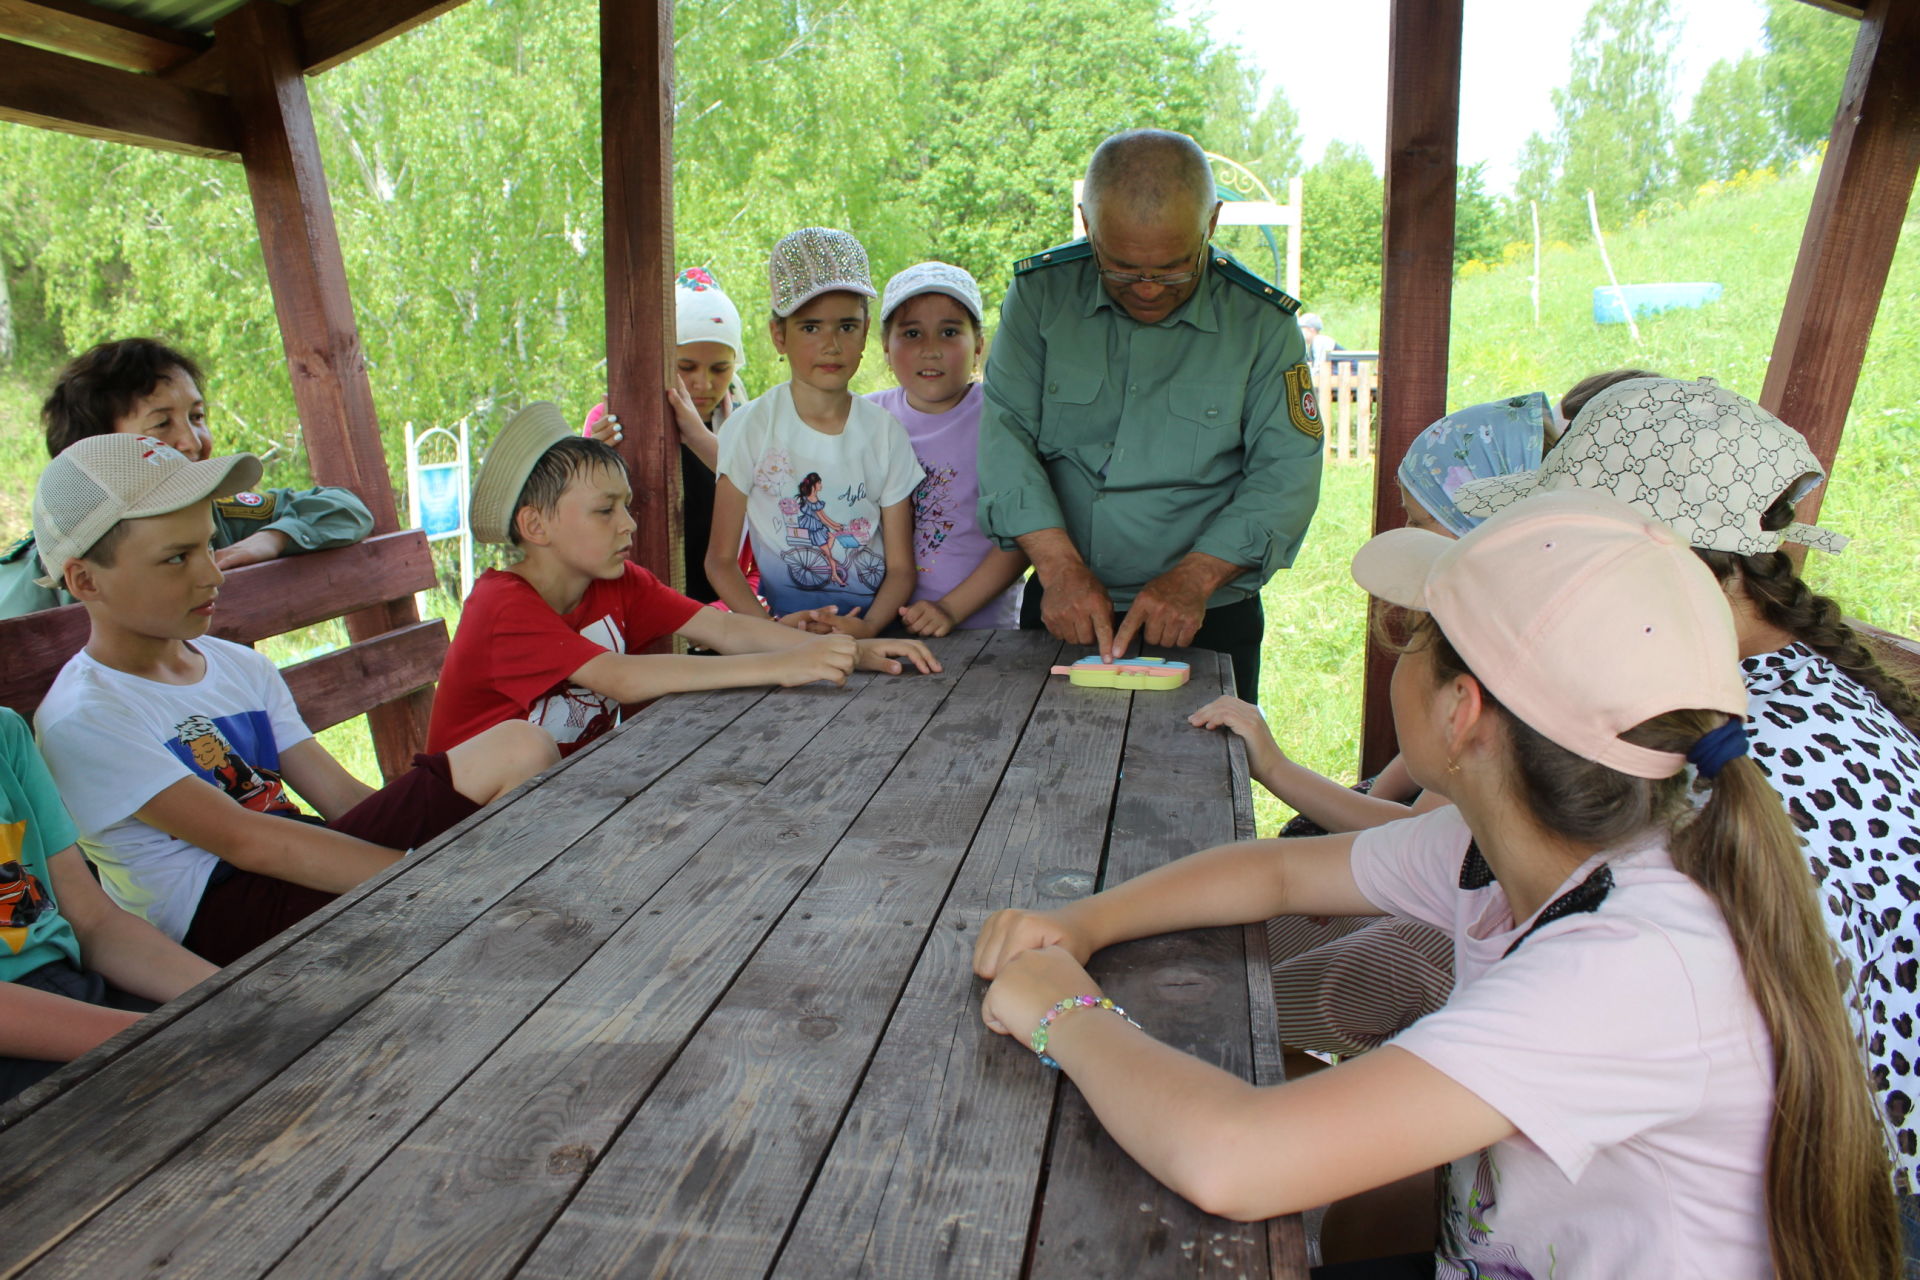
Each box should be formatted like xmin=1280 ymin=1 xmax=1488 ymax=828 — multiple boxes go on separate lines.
xmin=1090 ymin=241 xmax=1204 ymax=289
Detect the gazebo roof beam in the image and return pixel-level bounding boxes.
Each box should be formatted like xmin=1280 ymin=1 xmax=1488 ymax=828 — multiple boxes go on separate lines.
xmin=0 ymin=36 xmax=238 ymax=158
xmin=0 ymin=0 xmax=205 ymax=72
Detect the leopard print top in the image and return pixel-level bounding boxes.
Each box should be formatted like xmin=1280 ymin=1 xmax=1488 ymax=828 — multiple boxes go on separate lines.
xmin=1742 ymin=643 xmax=1919 ymax=1187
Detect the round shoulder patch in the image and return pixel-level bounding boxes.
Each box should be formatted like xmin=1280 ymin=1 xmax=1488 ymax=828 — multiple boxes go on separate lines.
xmin=1282 ymin=363 xmax=1322 ymax=438
xmin=231 ymin=491 xmax=265 ymax=506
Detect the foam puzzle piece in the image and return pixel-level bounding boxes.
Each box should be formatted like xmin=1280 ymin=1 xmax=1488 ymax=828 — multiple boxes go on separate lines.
xmin=1049 ymin=655 xmax=1192 ymax=691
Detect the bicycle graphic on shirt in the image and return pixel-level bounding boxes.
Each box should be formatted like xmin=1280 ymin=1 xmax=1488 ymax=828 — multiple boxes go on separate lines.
xmin=779 ymin=473 xmax=883 ymax=593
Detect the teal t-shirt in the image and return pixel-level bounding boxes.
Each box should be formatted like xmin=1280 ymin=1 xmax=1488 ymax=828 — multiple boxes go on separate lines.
xmin=0 ymin=707 xmax=82 ymax=979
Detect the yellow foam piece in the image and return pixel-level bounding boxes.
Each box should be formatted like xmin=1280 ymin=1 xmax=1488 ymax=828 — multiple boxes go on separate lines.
xmin=1049 ymin=656 xmax=1192 ymax=691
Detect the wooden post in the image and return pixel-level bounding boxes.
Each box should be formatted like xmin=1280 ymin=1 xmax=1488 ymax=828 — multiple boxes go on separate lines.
xmin=602 ymin=0 xmax=678 ymax=615
xmin=217 ymin=0 xmax=430 ymax=780
xmin=1760 ymin=0 xmax=1919 ymax=529
xmin=1360 ymin=0 xmax=1463 ymax=778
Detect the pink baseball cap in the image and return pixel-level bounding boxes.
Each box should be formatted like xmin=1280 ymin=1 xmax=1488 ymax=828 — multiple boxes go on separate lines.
xmin=1351 ymin=488 xmax=1748 ymax=779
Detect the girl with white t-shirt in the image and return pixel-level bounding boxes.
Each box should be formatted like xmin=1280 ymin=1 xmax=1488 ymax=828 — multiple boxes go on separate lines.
xmin=707 ymin=227 xmax=920 ymax=634
xmin=974 ymin=489 xmax=1901 ymax=1278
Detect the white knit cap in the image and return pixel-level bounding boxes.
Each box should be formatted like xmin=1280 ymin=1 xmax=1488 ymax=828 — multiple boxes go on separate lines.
xmin=675 ymin=267 xmax=745 ymax=365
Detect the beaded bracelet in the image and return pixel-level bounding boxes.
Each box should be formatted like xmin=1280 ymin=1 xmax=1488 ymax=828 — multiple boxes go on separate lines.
xmin=1029 ymin=994 xmax=1142 ymax=1069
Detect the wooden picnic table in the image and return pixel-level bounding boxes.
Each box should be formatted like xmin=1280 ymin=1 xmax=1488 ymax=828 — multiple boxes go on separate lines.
xmin=0 ymin=628 xmax=1307 ymax=1279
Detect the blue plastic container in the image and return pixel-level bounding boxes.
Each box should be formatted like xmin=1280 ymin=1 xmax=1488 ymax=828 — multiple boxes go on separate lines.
xmin=1592 ymin=282 xmax=1723 ymax=324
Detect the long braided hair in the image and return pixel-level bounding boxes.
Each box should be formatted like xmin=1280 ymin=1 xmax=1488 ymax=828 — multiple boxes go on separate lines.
xmin=1694 ymin=492 xmax=1920 ymax=735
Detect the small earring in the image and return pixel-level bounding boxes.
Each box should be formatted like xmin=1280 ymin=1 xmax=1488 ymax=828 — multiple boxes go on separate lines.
xmin=1446 ymin=758 xmax=1461 ymax=777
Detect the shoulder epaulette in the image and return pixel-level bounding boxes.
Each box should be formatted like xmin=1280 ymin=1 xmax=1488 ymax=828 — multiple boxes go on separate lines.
xmin=1013 ymin=240 xmax=1093 ymax=276
xmin=0 ymin=534 xmax=36 ymax=565
xmin=1211 ymin=252 xmax=1300 ymax=314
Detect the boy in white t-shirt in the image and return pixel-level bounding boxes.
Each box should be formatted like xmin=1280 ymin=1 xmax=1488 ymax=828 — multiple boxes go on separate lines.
xmin=30 ymin=435 xmax=559 ymax=966
xmin=707 ymin=227 xmax=922 ymax=634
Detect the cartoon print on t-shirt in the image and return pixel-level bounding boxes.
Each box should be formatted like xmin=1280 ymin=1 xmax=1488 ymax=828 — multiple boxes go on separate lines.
xmin=527 ymin=615 xmax=624 ymax=747
xmin=0 ymin=819 xmax=52 ymax=956
xmin=775 ymin=472 xmax=881 ymax=595
xmin=167 ymin=713 xmax=298 ymax=815
xmin=1436 ymin=1149 xmax=1538 ymax=1280
xmin=909 ymin=454 xmax=958 ymax=573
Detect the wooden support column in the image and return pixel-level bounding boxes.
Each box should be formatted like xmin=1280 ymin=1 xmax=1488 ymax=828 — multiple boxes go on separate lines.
xmin=1760 ymin=0 xmax=1920 ymax=528
xmin=602 ymin=0 xmax=677 ymax=618
xmin=1359 ymin=0 xmax=1463 ymax=778
xmin=217 ymin=0 xmax=430 ymax=780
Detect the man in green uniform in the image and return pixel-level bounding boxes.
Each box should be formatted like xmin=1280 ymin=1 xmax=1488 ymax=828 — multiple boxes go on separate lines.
xmin=978 ymin=129 xmax=1323 ymax=700
xmin=0 ymin=339 xmax=374 ymax=619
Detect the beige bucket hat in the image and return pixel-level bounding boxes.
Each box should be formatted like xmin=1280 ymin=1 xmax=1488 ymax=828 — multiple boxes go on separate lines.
xmin=469 ymin=402 xmax=573 ymax=544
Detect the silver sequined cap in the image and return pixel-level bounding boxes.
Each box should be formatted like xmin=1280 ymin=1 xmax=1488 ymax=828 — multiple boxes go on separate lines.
xmin=768 ymin=226 xmax=878 ymax=318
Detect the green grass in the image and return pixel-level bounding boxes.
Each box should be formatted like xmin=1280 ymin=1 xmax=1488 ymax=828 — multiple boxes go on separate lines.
xmin=1252 ymin=163 xmax=1920 ymax=833
xmin=6 ymin=163 xmax=1916 ymax=817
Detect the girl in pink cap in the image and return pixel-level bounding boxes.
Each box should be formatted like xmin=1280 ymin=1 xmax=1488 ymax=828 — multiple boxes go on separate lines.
xmin=974 ymin=488 xmax=1900 ymax=1279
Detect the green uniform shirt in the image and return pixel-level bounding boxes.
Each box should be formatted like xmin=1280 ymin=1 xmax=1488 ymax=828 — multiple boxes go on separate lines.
xmin=978 ymin=241 xmax=1324 ymax=608
xmin=0 ymin=484 xmax=375 ymax=620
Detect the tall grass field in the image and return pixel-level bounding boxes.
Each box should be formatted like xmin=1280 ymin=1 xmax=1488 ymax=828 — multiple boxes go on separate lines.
xmin=2 ymin=165 xmax=1914 ymax=832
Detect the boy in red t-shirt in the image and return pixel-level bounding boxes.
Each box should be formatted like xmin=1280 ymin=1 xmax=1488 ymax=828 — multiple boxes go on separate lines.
xmin=430 ymin=403 xmax=939 ymax=756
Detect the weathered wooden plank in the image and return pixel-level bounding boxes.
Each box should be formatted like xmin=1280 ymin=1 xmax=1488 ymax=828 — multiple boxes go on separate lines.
xmin=0 ymin=0 xmax=203 ymax=73
xmin=514 ymin=631 xmax=1055 ymax=1279
xmin=772 ymin=642 xmax=1143 ymax=1280
xmin=20 ymin=678 xmax=870 ymax=1280
xmin=0 ymin=685 xmax=768 ymax=1276
xmin=264 ymin=638 xmax=985 ymax=1280
xmin=1028 ymin=649 xmax=1285 ymax=1278
xmin=220 ymin=0 xmax=430 ymax=777
xmin=0 ymin=531 xmax=440 ymax=722
xmin=0 ymin=36 xmax=238 ymax=159
xmin=280 ymin=618 xmax=448 ymax=731
xmin=1858 ymin=618 xmax=1920 ymax=688
xmin=296 ymin=0 xmax=474 ymax=76
xmin=1760 ymin=0 xmax=1920 ymax=525
xmin=1362 ymin=0 xmax=1464 ymax=778
xmin=603 ymin=0 xmax=679 ymax=595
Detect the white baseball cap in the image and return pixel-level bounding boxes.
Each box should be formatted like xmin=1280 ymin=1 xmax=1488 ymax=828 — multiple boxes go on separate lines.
xmin=879 ymin=261 xmax=984 ymax=326
xmin=33 ymin=434 xmax=262 ymax=586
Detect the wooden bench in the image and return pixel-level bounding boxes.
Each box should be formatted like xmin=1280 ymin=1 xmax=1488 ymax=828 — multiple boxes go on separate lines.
xmin=1311 ymin=351 xmax=1379 ymax=463
xmin=0 ymin=529 xmax=447 ymax=751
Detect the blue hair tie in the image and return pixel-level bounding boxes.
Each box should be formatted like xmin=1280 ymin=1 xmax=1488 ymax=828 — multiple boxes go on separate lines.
xmin=1686 ymin=719 xmax=1749 ymax=779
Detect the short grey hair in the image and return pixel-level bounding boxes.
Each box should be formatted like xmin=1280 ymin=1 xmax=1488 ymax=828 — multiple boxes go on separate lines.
xmin=1082 ymin=130 xmax=1215 ymax=232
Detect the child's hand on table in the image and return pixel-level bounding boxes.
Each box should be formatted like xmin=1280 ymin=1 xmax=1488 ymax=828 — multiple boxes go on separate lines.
xmin=855 ymin=637 xmax=942 ymax=675
xmin=1189 ymin=696 xmax=1285 ymax=778
xmin=898 ymin=600 xmax=957 ymax=637
xmin=778 ymin=606 xmax=841 ymax=634
xmin=981 ymin=946 xmax=1101 ymax=1038
xmin=772 ymin=635 xmax=857 ymax=687
xmin=973 ymin=907 xmax=1096 ymax=979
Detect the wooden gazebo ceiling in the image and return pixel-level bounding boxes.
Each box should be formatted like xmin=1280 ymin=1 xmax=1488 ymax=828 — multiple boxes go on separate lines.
xmin=0 ymin=0 xmax=474 ymax=158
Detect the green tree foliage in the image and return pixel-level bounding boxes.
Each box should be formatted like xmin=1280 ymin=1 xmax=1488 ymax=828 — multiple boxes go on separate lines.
xmin=1520 ymin=0 xmax=1680 ymax=238
xmin=1675 ymin=53 xmax=1780 ymax=187
xmin=1298 ymin=141 xmax=1381 ymax=302
xmin=1454 ymin=162 xmax=1501 ymax=269
xmin=0 ymin=0 xmax=1284 ymax=492
xmin=1761 ymin=0 xmax=1855 ymax=154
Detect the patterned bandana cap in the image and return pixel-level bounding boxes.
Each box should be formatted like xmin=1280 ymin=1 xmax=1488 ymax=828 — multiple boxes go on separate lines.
xmin=768 ymin=227 xmax=877 ymax=318
xmin=879 ymin=261 xmax=984 ymax=326
xmin=31 ymin=434 xmax=262 ymax=586
xmin=675 ymin=267 xmax=746 ymax=366
xmin=1452 ymin=376 xmax=1847 ymax=556
xmin=1397 ymin=393 xmax=1550 ymax=537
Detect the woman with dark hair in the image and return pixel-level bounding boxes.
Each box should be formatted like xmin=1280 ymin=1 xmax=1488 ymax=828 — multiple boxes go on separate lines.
xmin=1 ymin=338 xmax=373 ymax=619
